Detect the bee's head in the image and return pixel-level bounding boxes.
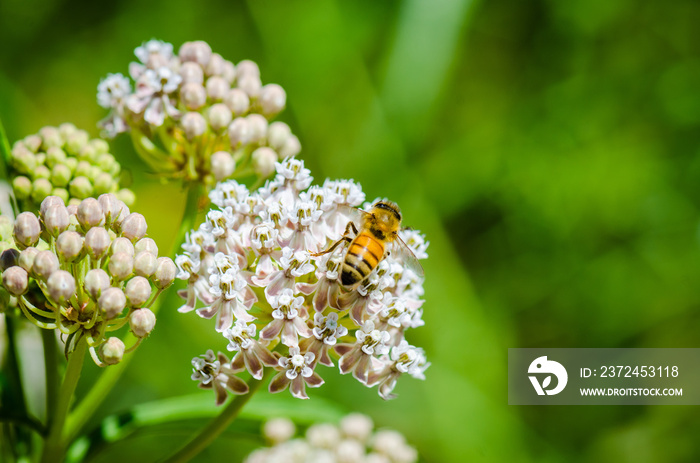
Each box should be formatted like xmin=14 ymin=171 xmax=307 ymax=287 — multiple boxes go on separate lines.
xmin=370 ymin=200 xmax=402 ymax=235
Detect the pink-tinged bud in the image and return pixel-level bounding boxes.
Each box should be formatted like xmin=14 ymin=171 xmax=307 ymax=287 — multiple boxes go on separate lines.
xmin=205 ymin=53 xmax=225 ymax=76
xmin=181 ymin=112 xmax=207 ymax=140
xmin=85 ymin=268 xmax=110 ymax=300
xmin=111 ymin=201 xmax=130 ymax=231
xmin=125 ymin=276 xmax=152 ymax=307
xmin=223 ymin=88 xmax=249 ymax=116
xmin=99 ymin=337 xmax=125 ymax=365
xmin=0 ymin=248 xmax=20 ymax=271
xmin=18 ymin=247 xmax=39 ymax=272
xmin=246 ymin=114 xmax=268 ymax=143
xmin=237 ymin=74 xmax=262 ymax=99
xmin=134 ymin=237 xmax=158 ymax=256
xmin=40 ymin=195 xmax=66 ymax=218
xmin=43 ymin=204 xmax=70 ymax=237
xmin=111 ymin=237 xmax=134 ymax=257
xmin=210 ymin=151 xmax=235 ymax=181
xmin=206 ymin=76 xmax=229 ymax=101
xmin=179 ymin=41 xmax=212 ymax=67
xmin=13 ymin=212 xmax=41 ymax=248
xmin=153 ymin=257 xmax=176 ymax=289
xmin=98 ymin=287 xmax=126 ymax=319
xmin=133 ymin=251 xmax=157 ymax=277
xmin=222 ymin=60 xmax=236 ymax=84
xmin=180 ymin=82 xmax=207 ymax=110
xmin=98 ymin=194 xmax=121 ymax=225
xmin=119 ymin=213 xmax=147 ymax=242
xmin=208 ymin=103 xmax=232 ymax=132
xmin=108 ymin=252 xmax=133 ymax=280
xmin=85 ymin=227 xmax=111 ymax=259
xmin=3 ymin=266 xmax=28 ymax=295
xmin=259 ymin=84 xmax=286 ymax=116
xmin=236 ymin=59 xmax=260 ymax=78
xmin=56 ymin=231 xmax=84 ymax=262
xmin=180 ymin=61 xmax=204 ymax=84
xmin=47 ymin=270 xmax=76 ymax=303
xmin=129 ymin=308 xmax=156 ymax=337
xmin=228 ymin=117 xmax=251 ymax=147
xmin=252 ymin=147 xmax=277 ymax=177
xmin=77 ymin=198 xmax=104 ymax=230
xmin=263 ymin=418 xmax=296 ymax=444
xmin=279 ymin=135 xmax=301 ymax=158
xmin=32 ymin=250 xmax=59 ymax=280
xmin=267 ymin=122 xmax=291 ymax=151
xmin=340 ymin=413 xmax=374 ymax=442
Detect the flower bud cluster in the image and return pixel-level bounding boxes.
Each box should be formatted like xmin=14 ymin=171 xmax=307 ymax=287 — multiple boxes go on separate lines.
xmin=245 ymin=415 xmax=418 ymax=463
xmin=8 ymin=123 xmax=135 ymax=211
xmin=98 ymin=39 xmax=301 ymax=187
xmin=182 ymin=158 xmax=429 ymax=401
xmin=0 ymin=194 xmax=175 ymax=364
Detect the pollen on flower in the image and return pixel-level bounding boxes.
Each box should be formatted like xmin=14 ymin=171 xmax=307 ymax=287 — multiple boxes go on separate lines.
xmin=98 ymin=39 xmax=300 ymax=188
xmin=178 ymin=158 xmax=429 ymax=402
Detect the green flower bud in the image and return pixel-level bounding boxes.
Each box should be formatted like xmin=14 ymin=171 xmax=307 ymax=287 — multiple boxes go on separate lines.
xmin=98 ymin=288 xmax=126 ymax=319
xmin=51 ymin=188 xmax=70 ymax=204
xmin=47 ymin=270 xmax=76 ymax=303
xmin=85 ymin=268 xmax=110 ymax=300
xmin=23 ymin=134 xmax=42 ymax=152
xmin=77 ymin=198 xmax=104 ymax=230
xmin=18 ymin=247 xmax=39 ymax=272
xmin=99 ymin=337 xmax=125 ymax=365
xmin=211 ymin=151 xmax=235 ymax=181
xmin=51 ymin=164 xmax=72 ymax=187
xmin=89 ymin=139 xmax=109 ymax=155
xmin=56 ymin=231 xmax=84 ymax=262
xmin=129 ymin=308 xmax=156 ymax=337
xmin=58 ymin=123 xmax=77 ymax=140
xmin=14 ymin=212 xmax=41 ymax=248
xmin=42 ymin=204 xmax=70 ymax=237
xmin=93 ymin=172 xmax=115 ymax=195
xmin=84 ymin=227 xmax=111 ymax=259
xmin=224 ymin=88 xmax=249 ymax=116
xmin=133 ymin=251 xmax=157 ymax=277
xmin=3 ymin=266 xmax=28 ymax=295
xmin=0 ymin=216 xmax=12 ymax=241
xmin=32 ymin=250 xmax=59 ymax=280
xmin=69 ymin=176 xmax=94 ymax=199
xmin=65 ymin=130 xmax=89 ymax=155
xmin=65 ymin=157 xmax=78 ymax=172
xmin=135 ymin=238 xmax=158 ymax=256
xmin=78 ymin=144 xmax=98 ymax=163
xmin=152 ymin=257 xmax=176 ymax=289
xmin=46 ymin=147 xmax=67 ymax=168
xmin=39 ymin=126 xmax=63 ymax=149
xmin=35 ymin=165 xmax=51 ymax=180
xmin=119 ymin=213 xmax=147 ymax=242
xmin=31 ymin=178 xmax=53 ymax=204
xmin=125 ymin=276 xmax=151 ymax=307
xmin=115 ymin=189 xmax=135 ymax=207
xmin=74 ymin=161 xmax=92 ymax=178
xmin=12 ymin=176 xmax=32 ymax=199
xmin=108 ymin=252 xmax=133 ymax=280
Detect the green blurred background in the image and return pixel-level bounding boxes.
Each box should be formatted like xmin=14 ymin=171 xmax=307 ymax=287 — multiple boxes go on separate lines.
xmin=3 ymin=0 xmax=700 ymax=461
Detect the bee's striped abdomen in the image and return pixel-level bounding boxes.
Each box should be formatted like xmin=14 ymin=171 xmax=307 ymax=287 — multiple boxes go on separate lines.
xmin=341 ymin=232 xmax=385 ymax=287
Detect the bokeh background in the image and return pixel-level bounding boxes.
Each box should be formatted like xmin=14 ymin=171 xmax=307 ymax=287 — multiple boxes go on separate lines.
xmin=2 ymin=0 xmax=700 ymax=461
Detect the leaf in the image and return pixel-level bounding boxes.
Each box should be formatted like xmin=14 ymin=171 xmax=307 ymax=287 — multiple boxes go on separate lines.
xmin=542 ymin=376 xmax=552 ymax=389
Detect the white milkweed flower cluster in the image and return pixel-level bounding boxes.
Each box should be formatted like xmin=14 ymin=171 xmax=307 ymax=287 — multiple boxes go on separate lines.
xmin=0 ymin=194 xmax=176 ymax=364
xmin=181 ymin=158 xmax=429 ymax=401
xmin=8 ymin=123 xmax=134 ymax=211
xmin=98 ymin=39 xmax=301 ymax=187
xmin=245 ymin=415 xmax=418 ymax=463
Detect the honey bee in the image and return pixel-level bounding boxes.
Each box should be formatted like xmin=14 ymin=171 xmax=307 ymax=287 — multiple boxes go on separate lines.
xmin=312 ymin=200 xmax=424 ymax=287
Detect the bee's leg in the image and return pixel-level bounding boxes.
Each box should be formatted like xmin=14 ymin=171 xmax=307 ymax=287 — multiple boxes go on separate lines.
xmin=346 ymin=222 xmax=358 ymax=236
xmin=310 ymin=236 xmax=352 ymax=257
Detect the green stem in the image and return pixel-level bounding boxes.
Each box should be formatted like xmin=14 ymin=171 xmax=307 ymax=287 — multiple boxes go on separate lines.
xmin=42 ymin=329 xmax=59 ymax=431
xmin=161 ymin=371 xmax=271 ymax=463
xmin=40 ymin=336 xmax=87 ymax=463
xmin=63 ymin=185 xmax=204 ymax=445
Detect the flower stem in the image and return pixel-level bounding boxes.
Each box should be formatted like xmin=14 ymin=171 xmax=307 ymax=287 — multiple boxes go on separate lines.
xmin=40 ymin=336 xmax=87 ymax=463
xmin=63 ymin=185 xmax=204 ymax=445
xmin=42 ymin=329 xmax=59 ymax=431
xmin=161 ymin=371 xmax=271 ymax=463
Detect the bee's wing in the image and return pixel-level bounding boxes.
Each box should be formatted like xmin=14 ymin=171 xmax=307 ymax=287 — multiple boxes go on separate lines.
xmin=389 ymin=235 xmax=425 ymax=279
xmin=335 ymin=204 xmax=369 ymax=231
